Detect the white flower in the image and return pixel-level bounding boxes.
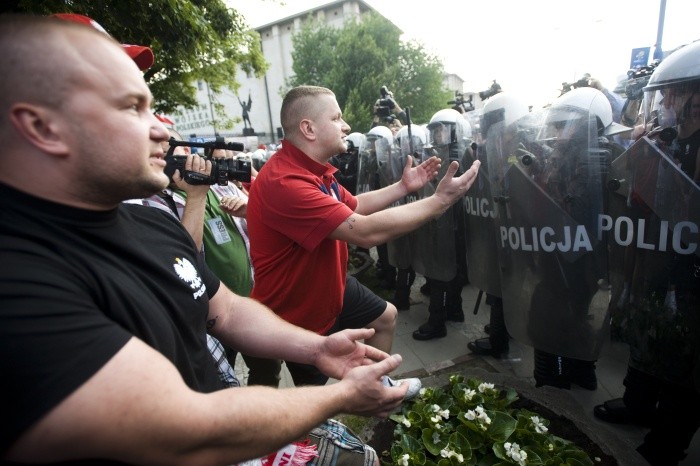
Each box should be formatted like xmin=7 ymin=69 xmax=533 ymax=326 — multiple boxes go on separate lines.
xmin=504 ymin=442 xmax=527 ymax=466
xmin=440 ymin=448 xmax=464 ymax=463
xmin=439 ymin=408 xmax=450 ymax=419
xmin=431 ymin=404 xmax=441 ymax=413
xmin=419 ymin=388 xmax=427 ymax=396
xmin=478 ymin=382 xmax=495 ymax=393
xmin=531 ymin=415 xmax=548 ymax=433
xmin=400 ymin=453 xmax=409 ymax=466
xmin=548 ymin=443 xmax=554 ymax=451
xmin=401 ymin=417 xmax=411 ymax=428
xmin=463 ymin=388 xmax=476 ymax=401
xmin=430 ymin=415 xmax=442 ymax=424
xmin=465 ymin=409 xmax=476 ymax=421
xmin=432 ymin=431 xmax=441 ymax=444
xmin=475 ymin=405 xmax=492 ymax=425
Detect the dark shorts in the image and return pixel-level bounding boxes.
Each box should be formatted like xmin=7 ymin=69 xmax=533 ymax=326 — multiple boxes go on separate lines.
xmin=286 ymin=275 xmax=386 ymax=386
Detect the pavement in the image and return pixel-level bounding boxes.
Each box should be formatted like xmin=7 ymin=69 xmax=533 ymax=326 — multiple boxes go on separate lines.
xmin=235 ymin=272 xmax=700 ymax=465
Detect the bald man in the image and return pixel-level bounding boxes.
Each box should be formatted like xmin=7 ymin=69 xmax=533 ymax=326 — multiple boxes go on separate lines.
xmin=0 ymin=14 xmax=408 ymax=465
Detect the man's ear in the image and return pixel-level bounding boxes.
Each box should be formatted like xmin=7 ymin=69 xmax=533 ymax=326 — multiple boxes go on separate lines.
xmin=299 ymin=119 xmax=316 ymax=141
xmin=8 ymin=103 xmax=70 ymax=156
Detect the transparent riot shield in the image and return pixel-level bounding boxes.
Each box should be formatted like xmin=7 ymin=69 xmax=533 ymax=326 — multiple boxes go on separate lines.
xmin=329 ymin=150 xmax=359 ymax=196
xmin=462 ymin=108 xmax=501 ymax=298
xmin=387 ymin=126 xmax=423 ymax=269
xmin=606 ymin=136 xmax=700 ymax=386
xmin=411 ymin=123 xmax=461 ymax=282
xmin=356 ymin=137 xmax=379 ymax=195
xmin=491 ymin=108 xmax=609 ymax=361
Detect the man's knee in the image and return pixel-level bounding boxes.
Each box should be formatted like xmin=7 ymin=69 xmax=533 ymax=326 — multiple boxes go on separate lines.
xmin=372 ymin=303 xmax=397 ymax=332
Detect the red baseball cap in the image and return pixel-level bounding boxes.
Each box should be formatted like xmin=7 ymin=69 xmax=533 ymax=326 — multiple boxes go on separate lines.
xmin=51 ymin=13 xmax=154 ymax=71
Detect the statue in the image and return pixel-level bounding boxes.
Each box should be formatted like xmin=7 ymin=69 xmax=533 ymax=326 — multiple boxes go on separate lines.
xmin=238 ymin=92 xmax=254 ymax=134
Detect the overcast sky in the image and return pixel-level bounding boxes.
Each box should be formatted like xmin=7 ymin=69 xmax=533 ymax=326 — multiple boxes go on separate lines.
xmin=227 ymin=0 xmax=699 ymax=109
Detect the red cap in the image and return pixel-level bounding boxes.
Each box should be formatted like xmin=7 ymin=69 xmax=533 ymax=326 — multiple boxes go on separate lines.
xmin=154 ymin=113 xmax=175 ymax=126
xmin=52 ymin=13 xmax=154 ymax=71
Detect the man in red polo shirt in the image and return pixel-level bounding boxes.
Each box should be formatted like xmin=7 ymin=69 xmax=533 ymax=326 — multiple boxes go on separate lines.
xmin=248 ymin=85 xmax=480 ymax=386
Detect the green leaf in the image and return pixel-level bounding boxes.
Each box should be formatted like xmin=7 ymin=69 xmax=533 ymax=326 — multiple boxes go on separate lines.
xmin=484 ymin=411 xmax=517 ymax=442
xmin=422 ymin=428 xmax=447 ymax=456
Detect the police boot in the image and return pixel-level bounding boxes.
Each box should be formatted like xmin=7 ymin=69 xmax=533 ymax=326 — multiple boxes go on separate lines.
xmin=534 ymin=349 xmax=571 ymax=389
xmin=445 ymin=275 xmax=464 ymax=322
xmin=391 ymin=268 xmax=415 ymax=311
xmin=413 ymin=279 xmax=448 ymax=340
xmin=375 ymin=244 xmax=396 ymax=289
xmin=469 ymin=298 xmax=509 ymax=357
xmin=594 ymin=366 xmax=658 ymax=426
xmin=488 ymin=297 xmax=509 ymax=353
xmin=569 ymin=358 xmax=597 ymax=390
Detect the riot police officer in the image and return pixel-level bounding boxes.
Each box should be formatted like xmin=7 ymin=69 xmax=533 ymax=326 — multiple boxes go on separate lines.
xmin=465 ymin=92 xmax=531 ymax=358
xmin=412 ymin=109 xmax=471 ymax=340
xmin=388 ymin=124 xmax=428 ymax=310
xmin=329 ymin=132 xmax=365 ymax=196
xmin=358 ymin=125 xmax=397 ymax=288
xmin=594 ymin=40 xmax=700 ymax=466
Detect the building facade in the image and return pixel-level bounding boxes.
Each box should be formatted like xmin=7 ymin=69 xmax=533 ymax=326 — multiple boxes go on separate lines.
xmin=168 ymin=0 xmax=462 ymax=147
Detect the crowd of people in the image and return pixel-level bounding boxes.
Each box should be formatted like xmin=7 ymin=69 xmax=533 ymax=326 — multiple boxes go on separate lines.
xmin=1 ymin=10 xmax=699 ymax=466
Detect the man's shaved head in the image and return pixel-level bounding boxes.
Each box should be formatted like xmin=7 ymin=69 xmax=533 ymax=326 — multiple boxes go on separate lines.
xmin=280 ymin=85 xmax=335 ymax=139
xmin=0 ymin=15 xmax=122 ymax=138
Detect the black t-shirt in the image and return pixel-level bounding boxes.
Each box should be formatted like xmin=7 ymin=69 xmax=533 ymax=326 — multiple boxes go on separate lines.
xmin=0 ymin=183 xmax=223 ymax=458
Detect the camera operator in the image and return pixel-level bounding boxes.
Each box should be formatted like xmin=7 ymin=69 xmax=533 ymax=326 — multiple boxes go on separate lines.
xmin=372 ymin=85 xmax=407 ymax=131
xmin=200 ymin=143 xmax=283 ymax=388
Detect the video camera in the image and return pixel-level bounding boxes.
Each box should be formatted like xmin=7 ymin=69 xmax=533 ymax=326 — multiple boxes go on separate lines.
xmin=164 ymin=137 xmax=251 ymax=186
xmin=448 ymin=91 xmax=474 ymax=113
xmin=624 ymin=61 xmax=659 ymax=100
xmin=560 ymin=74 xmax=591 ymax=96
xmin=478 ymin=80 xmax=502 ymax=101
xmin=374 ymin=85 xmax=396 ymax=119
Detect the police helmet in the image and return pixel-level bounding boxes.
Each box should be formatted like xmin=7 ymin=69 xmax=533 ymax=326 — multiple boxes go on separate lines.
xmin=480 ymin=92 xmax=529 ymax=139
xmin=345 ymin=132 xmax=365 ymax=152
xmin=394 ymin=124 xmax=427 ymax=157
xmin=427 ymin=108 xmax=472 ymax=147
xmin=546 ymin=87 xmax=630 ymax=137
xmin=643 ymin=41 xmax=700 ymax=129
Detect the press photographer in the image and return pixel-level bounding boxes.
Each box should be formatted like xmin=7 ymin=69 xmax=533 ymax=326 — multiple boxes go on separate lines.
xmin=165 ymin=136 xmax=251 ymax=186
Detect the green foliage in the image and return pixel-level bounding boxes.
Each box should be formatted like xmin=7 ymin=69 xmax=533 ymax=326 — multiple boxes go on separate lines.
xmin=287 ymin=11 xmax=451 ymax=132
xmin=388 ymin=375 xmax=596 ymax=466
xmin=10 ymin=0 xmax=268 ymax=114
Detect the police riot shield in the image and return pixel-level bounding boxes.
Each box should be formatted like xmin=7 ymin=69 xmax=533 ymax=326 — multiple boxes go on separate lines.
xmin=462 ymin=108 xmax=502 ymax=297
xmin=606 ymin=136 xmax=700 ymax=386
xmin=375 ymin=134 xmax=401 ymax=191
xmin=329 ymin=145 xmax=360 ymax=196
xmin=356 ymin=135 xmax=380 ymax=195
xmin=491 ymin=107 xmax=609 ymax=361
xmin=411 ymin=120 xmax=468 ymax=282
xmin=386 ymin=125 xmax=423 ymax=270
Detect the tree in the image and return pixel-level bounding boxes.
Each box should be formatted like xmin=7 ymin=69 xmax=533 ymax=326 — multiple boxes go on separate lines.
xmin=286 ymin=12 xmax=451 ymax=131
xmin=8 ymin=0 xmax=268 ymax=115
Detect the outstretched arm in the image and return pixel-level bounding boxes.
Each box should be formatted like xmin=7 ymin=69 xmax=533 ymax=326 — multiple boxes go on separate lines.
xmin=354 ymin=154 xmax=440 ymax=215
xmin=6 ymin=336 xmax=406 ymax=465
xmin=329 ymin=159 xmax=480 ymax=249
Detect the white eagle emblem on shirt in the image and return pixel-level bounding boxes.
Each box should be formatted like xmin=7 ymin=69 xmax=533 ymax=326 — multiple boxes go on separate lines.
xmin=173 ymin=257 xmax=203 ymax=290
